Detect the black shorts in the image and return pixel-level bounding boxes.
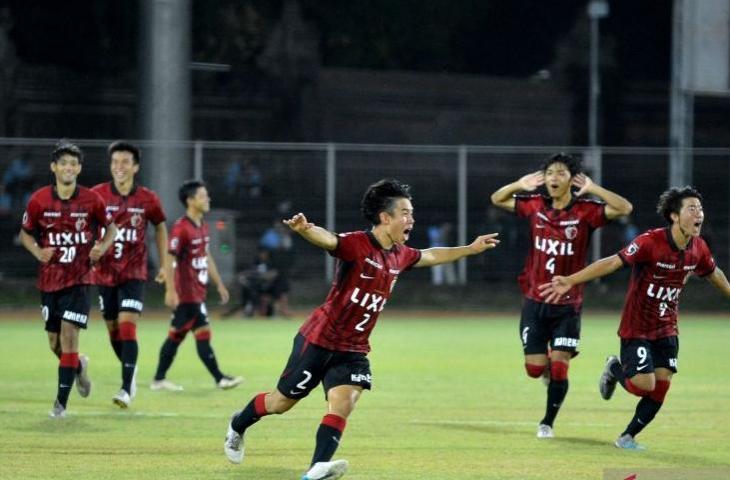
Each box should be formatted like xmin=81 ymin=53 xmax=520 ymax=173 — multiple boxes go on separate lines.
xmin=98 ymin=280 xmax=145 ymax=320
xmin=620 ymin=336 xmax=679 ymax=377
xmin=170 ymin=303 xmax=209 ymax=332
xmin=41 ymin=285 xmax=91 ymax=333
xmin=277 ymin=333 xmax=372 ymax=400
xmin=519 ymin=298 xmax=581 ymax=355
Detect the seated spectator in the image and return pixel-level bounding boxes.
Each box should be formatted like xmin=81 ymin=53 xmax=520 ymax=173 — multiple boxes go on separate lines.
xmin=223 ymin=249 xmax=290 ymax=318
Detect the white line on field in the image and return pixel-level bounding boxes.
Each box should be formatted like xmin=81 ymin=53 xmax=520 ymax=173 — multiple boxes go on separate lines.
xmin=409 ymin=419 xmax=613 ymax=428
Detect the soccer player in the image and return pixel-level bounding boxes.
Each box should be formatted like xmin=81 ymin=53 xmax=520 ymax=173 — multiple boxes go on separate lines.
xmin=490 ymin=153 xmax=632 ymax=438
xmin=19 ymin=141 xmax=117 ymax=418
xmin=223 ymin=179 xmax=500 ymax=480
xmin=92 ymin=141 xmax=173 ymax=408
xmin=150 ymin=179 xmax=242 ymax=391
xmin=539 ymin=186 xmax=730 ymax=449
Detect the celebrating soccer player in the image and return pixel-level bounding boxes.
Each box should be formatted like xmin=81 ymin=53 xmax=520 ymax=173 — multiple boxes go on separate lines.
xmin=223 ymin=178 xmax=500 ymax=480
xmin=490 ymin=153 xmax=632 ymax=439
xmin=20 ymin=140 xmax=117 ymax=418
xmin=149 ymin=179 xmax=242 ymax=392
xmin=539 ymin=186 xmax=730 ymax=449
xmin=92 ymin=141 xmax=173 ymax=408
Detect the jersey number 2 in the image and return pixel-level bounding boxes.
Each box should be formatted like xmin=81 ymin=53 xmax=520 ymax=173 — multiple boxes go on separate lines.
xmin=355 ymin=313 xmax=371 ymax=332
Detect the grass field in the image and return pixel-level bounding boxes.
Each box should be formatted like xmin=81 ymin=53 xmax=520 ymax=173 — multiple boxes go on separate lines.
xmin=1 ymin=310 xmax=729 ymax=480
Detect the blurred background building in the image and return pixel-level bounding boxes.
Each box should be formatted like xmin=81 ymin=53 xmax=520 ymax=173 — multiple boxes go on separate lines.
xmin=1 ymin=0 xmax=729 ymax=311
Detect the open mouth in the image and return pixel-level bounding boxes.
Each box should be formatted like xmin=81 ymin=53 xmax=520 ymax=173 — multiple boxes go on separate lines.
xmin=403 ymin=228 xmax=412 ymax=237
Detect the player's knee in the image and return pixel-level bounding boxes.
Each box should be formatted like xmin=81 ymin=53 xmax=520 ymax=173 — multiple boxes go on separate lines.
xmin=268 ymin=391 xmax=297 ymax=414
xmin=550 ymin=360 xmax=569 ymax=381
xmin=119 ymin=322 xmax=137 ymax=341
xmin=649 ymin=379 xmax=670 ymax=403
xmin=167 ymin=328 xmax=187 ymax=343
xmin=525 ymin=363 xmax=546 ymax=378
xmin=194 ymin=329 xmax=211 ymax=342
xmin=625 ymin=377 xmax=654 ymax=397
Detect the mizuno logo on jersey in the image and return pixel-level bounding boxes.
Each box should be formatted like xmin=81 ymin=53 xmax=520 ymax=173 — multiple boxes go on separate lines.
xmin=350 ymin=287 xmax=387 ymax=312
xmin=192 ymin=256 xmax=208 ymax=269
xmin=534 ymin=236 xmax=574 ymax=256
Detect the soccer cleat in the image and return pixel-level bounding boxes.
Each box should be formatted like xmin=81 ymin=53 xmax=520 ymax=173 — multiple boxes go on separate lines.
xmin=112 ymin=389 xmax=131 ymax=409
xmin=599 ymin=355 xmax=620 ymax=400
xmin=150 ymin=379 xmax=184 ymax=391
xmin=217 ymin=375 xmax=244 ymax=390
xmin=301 ymin=459 xmax=349 ymax=480
xmin=49 ymin=400 xmax=66 ymax=419
xmin=223 ymin=421 xmax=244 ymax=464
xmin=614 ymin=433 xmax=646 ymax=450
xmin=129 ymin=365 xmax=138 ymax=400
xmin=536 ymin=423 xmax=554 ymax=439
xmin=76 ymin=354 xmax=92 ymax=398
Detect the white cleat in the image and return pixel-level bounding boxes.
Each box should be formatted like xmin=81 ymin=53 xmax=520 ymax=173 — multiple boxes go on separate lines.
xmin=112 ymin=389 xmax=131 ymax=409
xmin=49 ymin=400 xmax=66 ymax=419
xmin=217 ymin=376 xmax=244 ymax=390
xmin=302 ymin=459 xmax=349 ymax=480
xmin=536 ymin=424 xmax=554 ymax=439
xmin=150 ymin=379 xmax=184 ymax=391
xmin=76 ymin=354 xmax=92 ymax=398
xmin=224 ymin=422 xmax=244 ymax=464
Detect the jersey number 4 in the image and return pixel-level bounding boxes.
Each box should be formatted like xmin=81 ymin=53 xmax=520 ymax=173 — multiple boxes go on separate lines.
xmin=545 ymin=258 xmax=555 ymax=274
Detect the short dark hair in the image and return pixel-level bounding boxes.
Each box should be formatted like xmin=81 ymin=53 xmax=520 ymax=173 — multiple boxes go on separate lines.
xmin=656 ymin=186 xmax=703 ymax=224
xmin=108 ymin=140 xmax=141 ymax=164
xmin=51 ymin=140 xmax=83 ymax=164
xmin=540 ymin=153 xmax=581 ymax=177
xmin=361 ymin=178 xmax=412 ymax=225
xmin=178 ymin=179 xmax=206 ymax=207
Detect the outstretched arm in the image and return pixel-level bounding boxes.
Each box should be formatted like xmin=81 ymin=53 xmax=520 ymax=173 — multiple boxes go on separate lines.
xmin=490 ymin=171 xmax=544 ymax=212
xmin=538 ymin=254 xmax=624 ymax=303
xmin=706 ymin=267 xmax=730 ymax=298
xmin=283 ymin=212 xmax=338 ymax=251
xmin=572 ymin=174 xmax=633 ymax=220
xmin=415 ymin=233 xmax=499 ymax=268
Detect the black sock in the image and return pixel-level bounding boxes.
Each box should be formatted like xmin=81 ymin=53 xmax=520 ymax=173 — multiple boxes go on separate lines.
xmin=154 ymin=338 xmax=180 ymax=381
xmin=121 ymin=339 xmax=138 ymax=393
xmin=610 ymin=361 xmax=627 ymax=388
xmin=109 ymin=332 xmax=123 ymax=361
xmin=196 ymin=339 xmax=224 ymax=382
xmin=311 ymin=414 xmax=346 ymax=465
xmin=540 ymin=379 xmax=569 ymax=427
xmin=623 ymin=397 xmax=662 ymax=438
xmin=57 ymin=366 xmax=75 ymax=408
xmin=231 ymin=393 xmax=268 ymax=434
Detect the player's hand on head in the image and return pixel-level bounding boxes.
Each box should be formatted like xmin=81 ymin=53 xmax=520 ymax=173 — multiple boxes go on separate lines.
xmin=572 ymin=174 xmax=593 ymax=197
xmin=470 ymin=233 xmax=500 ymax=253
xmin=38 ymin=247 xmax=55 ymax=264
xmin=519 ymin=171 xmax=545 ymax=191
xmin=283 ymin=212 xmax=314 ymax=232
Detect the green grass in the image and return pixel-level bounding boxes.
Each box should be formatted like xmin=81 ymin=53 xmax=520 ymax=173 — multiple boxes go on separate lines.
xmin=1 ymin=311 xmax=729 ymax=479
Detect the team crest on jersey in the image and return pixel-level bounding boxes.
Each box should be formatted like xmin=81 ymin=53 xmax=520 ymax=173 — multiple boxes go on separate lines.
xmin=564 ymin=226 xmax=578 ymax=240
xmin=170 ymin=237 xmax=179 ymax=250
xmin=75 ymin=217 xmax=87 ymax=232
xmin=130 ymin=213 xmax=142 ymax=227
xmin=626 ymin=242 xmax=639 ymax=256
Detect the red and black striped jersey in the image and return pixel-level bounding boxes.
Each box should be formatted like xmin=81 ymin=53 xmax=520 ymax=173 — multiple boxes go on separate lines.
xmin=617 ymin=227 xmax=715 ymax=340
xmin=168 ymin=216 xmax=210 ymax=304
xmin=22 ymin=185 xmax=111 ymax=292
xmin=515 ymin=194 xmax=607 ymax=306
xmin=91 ymin=182 xmax=166 ymax=286
xmin=299 ymin=231 xmax=421 ymax=353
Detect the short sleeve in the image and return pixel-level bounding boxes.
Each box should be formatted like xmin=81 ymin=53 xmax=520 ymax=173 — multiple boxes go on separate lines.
xmin=617 ymin=232 xmax=654 ymax=266
xmin=21 ymin=197 xmax=39 ymax=232
xmin=584 ymin=202 xmax=608 ymax=229
xmin=147 ymin=192 xmax=167 ymax=225
xmin=696 ymin=242 xmax=716 ymax=277
xmin=330 ymin=232 xmax=364 ymax=262
xmin=168 ymin=223 xmax=186 ymax=257
xmin=514 ymin=195 xmax=540 ymax=219
xmin=402 ymin=246 xmax=422 ymax=271
xmin=92 ymin=192 xmax=112 ymax=226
